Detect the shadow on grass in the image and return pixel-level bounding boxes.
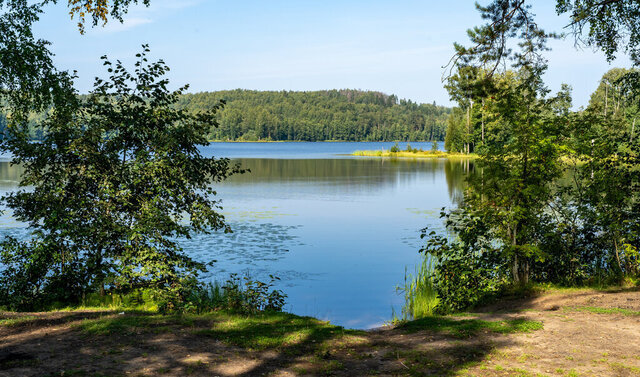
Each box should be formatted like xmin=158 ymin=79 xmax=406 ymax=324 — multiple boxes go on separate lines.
xmin=0 ymin=310 xmax=118 ymax=332
xmin=474 ymin=284 xmax=640 ymax=314
xmin=397 ymin=316 xmax=543 ymax=338
xmin=3 ymin=284 xmax=636 ymax=375
xmin=0 ymin=308 xmax=535 ymax=376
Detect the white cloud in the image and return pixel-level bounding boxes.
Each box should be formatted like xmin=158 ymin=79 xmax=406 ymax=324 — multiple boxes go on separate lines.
xmin=97 ymin=17 xmax=153 ymax=33
xmin=88 ymin=0 xmax=202 ymax=34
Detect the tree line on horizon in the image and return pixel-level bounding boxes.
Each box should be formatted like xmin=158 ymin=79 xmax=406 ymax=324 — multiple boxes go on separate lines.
xmin=3 ymin=89 xmax=451 ymax=143
xmin=177 ymin=89 xmax=451 ymax=142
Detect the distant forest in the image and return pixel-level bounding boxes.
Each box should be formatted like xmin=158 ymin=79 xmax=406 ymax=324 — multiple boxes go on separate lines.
xmin=177 ymin=89 xmax=451 ymax=141
xmin=3 ymin=89 xmax=450 ymax=142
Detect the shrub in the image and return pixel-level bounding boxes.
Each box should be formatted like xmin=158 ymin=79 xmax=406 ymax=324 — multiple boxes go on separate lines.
xmin=155 ymin=274 xmax=287 ymax=314
xmin=221 ymin=274 xmax=287 ymax=314
xmin=420 ymin=214 xmax=509 ymax=313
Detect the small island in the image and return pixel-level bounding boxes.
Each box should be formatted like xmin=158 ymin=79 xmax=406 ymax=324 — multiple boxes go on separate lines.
xmin=352 ymin=144 xmax=476 ymax=159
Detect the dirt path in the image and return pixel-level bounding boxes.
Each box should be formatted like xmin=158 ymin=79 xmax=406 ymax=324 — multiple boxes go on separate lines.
xmin=1 ymin=288 xmax=638 ymax=377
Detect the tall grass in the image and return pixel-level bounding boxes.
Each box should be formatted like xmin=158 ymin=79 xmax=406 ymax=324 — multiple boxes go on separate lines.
xmin=77 ymin=289 xmax=161 ymax=311
xmin=48 ymin=273 xmax=287 ymax=315
xmin=396 ymin=255 xmax=439 ymax=321
xmin=352 ymin=149 xmax=475 ymax=159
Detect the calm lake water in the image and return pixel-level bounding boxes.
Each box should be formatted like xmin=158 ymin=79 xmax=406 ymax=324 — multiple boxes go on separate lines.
xmin=0 ymin=142 xmax=470 ymax=329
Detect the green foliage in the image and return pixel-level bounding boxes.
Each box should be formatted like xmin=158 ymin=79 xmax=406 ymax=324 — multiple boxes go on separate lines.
xmin=153 ymin=274 xmax=286 ymax=314
xmin=0 ymin=47 xmax=239 ymax=310
xmin=8 ymin=89 xmax=453 ymax=142
xmin=64 ymin=0 xmax=152 ymax=33
xmin=425 ymin=0 xmax=640 ymax=314
xmin=389 ymin=142 xmax=400 ymax=153
xmin=556 ymin=0 xmax=640 ymax=65
xmin=444 ymin=107 xmax=466 ymax=152
xmin=2 ymin=273 xmax=288 ymax=315
xmin=444 ymin=66 xmax=495 ymax=154
xmin=436 ymin=66 xmax=567 ymax=293
xmin=178 ymin=89 xmax=451 ymax=142
xmin=396 ymin=256 xmax=439 ymax=320
xmin=424 ymin=0 xmax=599 ymax=313
xmin=533 ymin=67 xmax=640 ymax=282
xmin=431 ymin=67 xmax=640 ymax=306
xmin=217 ymin=273 xmax=287 ymax=314
xmin=0 ymin=315 xmax=37 ymax=327
xmin=420 ymin=218 xmax=509 ymax=313
xmin=0 ymin=1 xmax=76 ymax=119
xmin=80 ymin=289 xmax=159 ymax=311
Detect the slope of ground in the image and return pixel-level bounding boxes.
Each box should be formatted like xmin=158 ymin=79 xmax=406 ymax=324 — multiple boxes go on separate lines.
xmin=0 ymin=287 xmax=638 ymax=377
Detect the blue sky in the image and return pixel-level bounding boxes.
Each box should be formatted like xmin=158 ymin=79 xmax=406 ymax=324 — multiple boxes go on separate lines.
xmin=34 ymin=0 xmax=631 ymax=108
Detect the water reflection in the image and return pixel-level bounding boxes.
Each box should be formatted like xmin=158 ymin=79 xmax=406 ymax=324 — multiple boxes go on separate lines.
xmin=444 ymin=159 xmax=473 ymax=205
xmin=0 ymin=157 xmax=471 ymax=201
xmin=0 ymin=154 xmax=473 ymax=329
xmin=224 ymin=158 xmax=470 ymax=201
xmin=0 ymin=162 xmax=24 ymax=188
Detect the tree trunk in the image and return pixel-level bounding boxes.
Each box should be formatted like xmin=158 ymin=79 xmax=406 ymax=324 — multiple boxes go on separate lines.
xmin=510 ymin=226 xmax=530 ymax=286
xmin=512 ymin=255 xmax=530 ymax=286
xmin=614 ymin=238 xmax=623 ymax=275
xmin=604 ymin=83 xmax=608 ymax=116
xmin=481 ymin=98 xmax=485 ymax=143
xmin=466 ymin=100 xmax=472 ymax=154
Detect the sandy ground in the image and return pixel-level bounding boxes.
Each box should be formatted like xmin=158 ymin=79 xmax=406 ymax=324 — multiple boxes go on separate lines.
xmin=0 ymin=288 xmax=639 ymax=377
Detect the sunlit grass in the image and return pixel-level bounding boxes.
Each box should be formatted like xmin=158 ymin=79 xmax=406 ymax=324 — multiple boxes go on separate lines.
xmin=37 ymin=290 xmax=161 ymax=313
xmin=77 ymin=310 xmax=364 ymax=350
xmin=398 ymin=316 xmax=543 ymax=338
xmin=0 ymin=315 xmax=38 ymax=327
xmin=562 ymin=306 xmax=640 ymax=316
xmin=352 ymin=150 xmax=476 ymax=159
xmin=525 ymin=278 xmax=640 ymax=294
xmin=194 ymin=311 xmax=364 ymax=349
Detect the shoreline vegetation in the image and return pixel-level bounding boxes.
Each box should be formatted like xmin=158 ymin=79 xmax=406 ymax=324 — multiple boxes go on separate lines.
xmin=352 ymin=149 xmax=477 ymax=159
xmin=206 ymin=140 xmax=440 ymax=143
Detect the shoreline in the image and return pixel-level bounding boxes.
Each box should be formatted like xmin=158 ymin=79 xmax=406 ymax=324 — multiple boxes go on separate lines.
xmin=207 ymin=140 xmax=443 ymax=143
xmin=2 ymin=287 xmax=637 ymax=376
xmin=352 ymin=150 xmax=477 ymax=159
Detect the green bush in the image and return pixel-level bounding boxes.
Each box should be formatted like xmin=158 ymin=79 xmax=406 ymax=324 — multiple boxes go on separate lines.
xmin=420 ymin=220 xmax=509 ymax=313
xmin=154 ymin=274 xmax=287 ymax=314
xmin=429 ymin=250 xmax=506 ymax=313
xmin=221 ymin=274 xmax=287 ymax=314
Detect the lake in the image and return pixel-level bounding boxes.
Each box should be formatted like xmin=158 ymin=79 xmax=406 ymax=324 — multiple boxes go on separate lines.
xmin=0 ymin=141 xmax=470 ymax=329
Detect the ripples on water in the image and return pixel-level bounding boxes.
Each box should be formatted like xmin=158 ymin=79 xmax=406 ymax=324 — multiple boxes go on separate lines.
xmin=0 ymin=142 xmax=472 ymax=328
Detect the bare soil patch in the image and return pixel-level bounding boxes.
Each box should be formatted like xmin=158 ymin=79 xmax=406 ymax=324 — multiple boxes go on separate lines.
xmin=1 ymin=288 xmax=638 ymax=377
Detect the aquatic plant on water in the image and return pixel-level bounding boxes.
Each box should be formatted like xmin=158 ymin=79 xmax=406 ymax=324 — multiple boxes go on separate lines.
xmin=396 ymin=255 xmax=440 ymax=320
